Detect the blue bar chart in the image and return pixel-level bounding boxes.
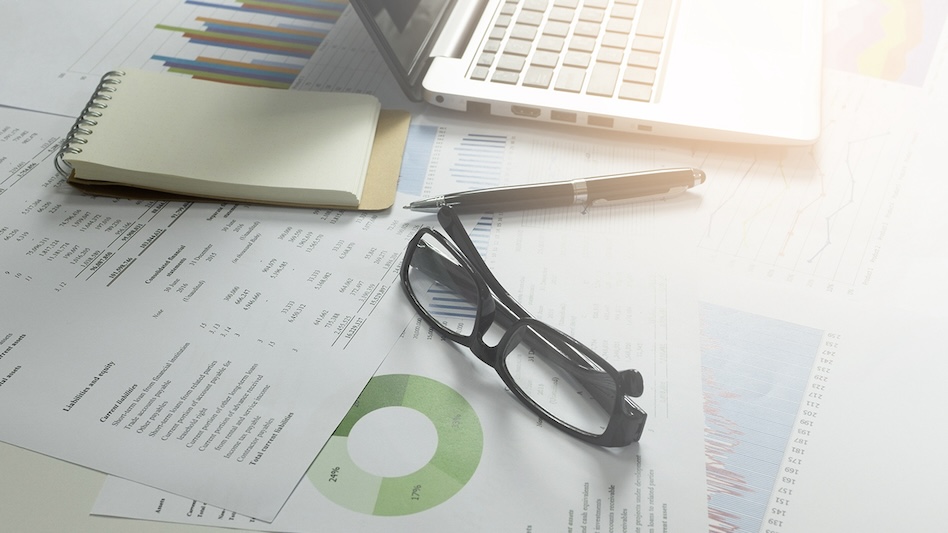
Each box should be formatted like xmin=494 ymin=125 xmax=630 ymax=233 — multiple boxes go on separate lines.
xmin=397 ymin=125 xmax=439 ymax=198
xmin=700 ymin=304 xmax=824 ymax=533
xmin=449 ymin=134 xmax=508 ymax=189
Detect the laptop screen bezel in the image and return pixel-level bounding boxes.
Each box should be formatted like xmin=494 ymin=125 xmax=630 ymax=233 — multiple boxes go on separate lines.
xmin=348 ymin=0 xmax=458 ymax=102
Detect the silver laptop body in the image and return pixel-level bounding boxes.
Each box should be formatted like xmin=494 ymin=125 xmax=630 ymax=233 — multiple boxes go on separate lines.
xmin=349 ymin=0 xmax=823 ymax=144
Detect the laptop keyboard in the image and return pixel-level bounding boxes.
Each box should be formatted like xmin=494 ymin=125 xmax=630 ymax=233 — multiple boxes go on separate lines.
xmin=470 ymin=0 xmax=672 ymax=102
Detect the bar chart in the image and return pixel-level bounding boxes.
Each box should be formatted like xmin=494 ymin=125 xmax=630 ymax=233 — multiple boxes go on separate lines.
xmin=2 ymin=0 xmax=350 ymax=115
xmin=700 ymin=304 xmax=827 ymax=533
xmin=824 ymin=0 xmax=948 ymax=86
xmin=151 ymin=0 xmax=347 ymax=87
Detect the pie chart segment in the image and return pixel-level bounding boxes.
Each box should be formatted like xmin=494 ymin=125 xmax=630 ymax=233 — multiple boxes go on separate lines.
xmin=310 ymin=374 xmax=483 ymax=516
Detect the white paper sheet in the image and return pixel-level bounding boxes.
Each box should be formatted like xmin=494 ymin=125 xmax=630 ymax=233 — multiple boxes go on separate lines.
xmin=0 ymin=105 xmax=420 ymax=521
xmin=774 ymin=313 xmax=948 ymax=532
xmin=92 ymin=197 xmax=711 ymax=532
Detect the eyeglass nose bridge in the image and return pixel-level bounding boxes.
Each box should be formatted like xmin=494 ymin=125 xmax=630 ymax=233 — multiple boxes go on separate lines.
xmin=463 ymin=303 xmax=501 ymax=366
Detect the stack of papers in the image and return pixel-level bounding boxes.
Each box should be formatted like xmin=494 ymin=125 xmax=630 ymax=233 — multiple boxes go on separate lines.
xmin=3 ymin=1 xmax=948 ymax=532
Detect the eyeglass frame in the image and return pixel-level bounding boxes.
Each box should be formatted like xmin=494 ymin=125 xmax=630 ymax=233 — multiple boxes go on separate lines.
xmin=399 ymin=206 xmax=647 ymax=447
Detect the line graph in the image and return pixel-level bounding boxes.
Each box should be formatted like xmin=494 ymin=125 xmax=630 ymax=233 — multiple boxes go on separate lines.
xmin=692 ymin=0 xmax=946 ymax=295
xmin=696 ymin=70 xmax=911 ymax=294
xmin=802 ymin=131 xmax=889 ymax=266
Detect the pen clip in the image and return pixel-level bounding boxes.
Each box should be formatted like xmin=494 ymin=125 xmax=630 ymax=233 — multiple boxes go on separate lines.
xmin=588 ymin=185 xmax=691 ymax=208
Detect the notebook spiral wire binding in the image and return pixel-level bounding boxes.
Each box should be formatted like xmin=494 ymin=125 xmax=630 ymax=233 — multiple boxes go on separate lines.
xmin=54 ymin=70 xmax=126 ymax=178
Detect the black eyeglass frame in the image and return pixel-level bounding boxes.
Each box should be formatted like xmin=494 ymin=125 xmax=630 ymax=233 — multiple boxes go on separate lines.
xmin=399 ymin=206 xmax=647 ymax=447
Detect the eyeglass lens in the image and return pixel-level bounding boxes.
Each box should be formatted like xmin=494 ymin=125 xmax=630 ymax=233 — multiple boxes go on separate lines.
xmin=502 ymin=324 xmax=616 ymax=436
xmin=406 ymin=233 xmax=480 ymax=337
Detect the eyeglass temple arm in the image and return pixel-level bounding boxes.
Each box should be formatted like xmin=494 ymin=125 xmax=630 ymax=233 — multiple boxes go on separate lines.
xmin=555 ymin=360 xmax=643 ymax=413
xmin=578 ymin=368 xmax=644 ymax=404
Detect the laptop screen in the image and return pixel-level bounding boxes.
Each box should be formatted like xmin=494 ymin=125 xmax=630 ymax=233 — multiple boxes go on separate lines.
xmin=350 ymin=0 xmax=454 ymax=100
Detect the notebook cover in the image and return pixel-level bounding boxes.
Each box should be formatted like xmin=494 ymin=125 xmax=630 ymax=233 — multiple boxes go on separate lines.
xmin=67 ymin=109 xmax=411 ymax=211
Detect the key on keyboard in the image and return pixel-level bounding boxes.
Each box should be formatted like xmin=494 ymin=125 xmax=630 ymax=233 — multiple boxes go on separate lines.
xmin=471 ymin=0 xmax=674 ymax=102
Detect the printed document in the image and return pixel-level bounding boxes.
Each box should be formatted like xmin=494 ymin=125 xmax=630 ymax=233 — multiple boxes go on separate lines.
xmin=93 ymin=193 xmax=710 ymax=532
xmin=0 ymin=106 xmax=419 ymax=521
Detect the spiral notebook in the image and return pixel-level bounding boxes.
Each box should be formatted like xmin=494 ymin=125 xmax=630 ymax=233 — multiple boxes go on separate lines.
xmin=56 ymin=69 xmax=410 ymax=210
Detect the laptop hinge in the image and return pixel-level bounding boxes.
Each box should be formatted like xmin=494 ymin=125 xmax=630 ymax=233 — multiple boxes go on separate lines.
xmin=430 ymin=0 xmax=490 ymax=59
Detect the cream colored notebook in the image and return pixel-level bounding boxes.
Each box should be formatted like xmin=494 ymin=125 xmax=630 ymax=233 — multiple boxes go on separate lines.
xmin=57 ymin=69 xmax=408 ymax=210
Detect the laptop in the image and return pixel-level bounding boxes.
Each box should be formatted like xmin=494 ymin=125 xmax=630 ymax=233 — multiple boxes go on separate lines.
xmin=348 ymin=0 xmax=823 ymax=144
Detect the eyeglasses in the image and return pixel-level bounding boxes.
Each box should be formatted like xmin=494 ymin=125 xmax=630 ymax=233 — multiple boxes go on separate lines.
xmin=400 ymin=206 xmax=647 ymax=447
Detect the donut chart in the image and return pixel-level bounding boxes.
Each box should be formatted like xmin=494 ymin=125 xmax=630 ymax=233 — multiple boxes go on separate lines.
xmin=309 ymin=374 xmax=483 ymax=516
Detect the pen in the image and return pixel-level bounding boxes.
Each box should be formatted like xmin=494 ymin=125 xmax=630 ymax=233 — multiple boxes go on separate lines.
xmin=404 ymin=167 xmax=706 ymax=213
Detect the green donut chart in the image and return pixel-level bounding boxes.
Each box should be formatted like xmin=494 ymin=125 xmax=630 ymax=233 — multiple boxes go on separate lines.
xmin=309 ymin=374 xmax=483 ymax=516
